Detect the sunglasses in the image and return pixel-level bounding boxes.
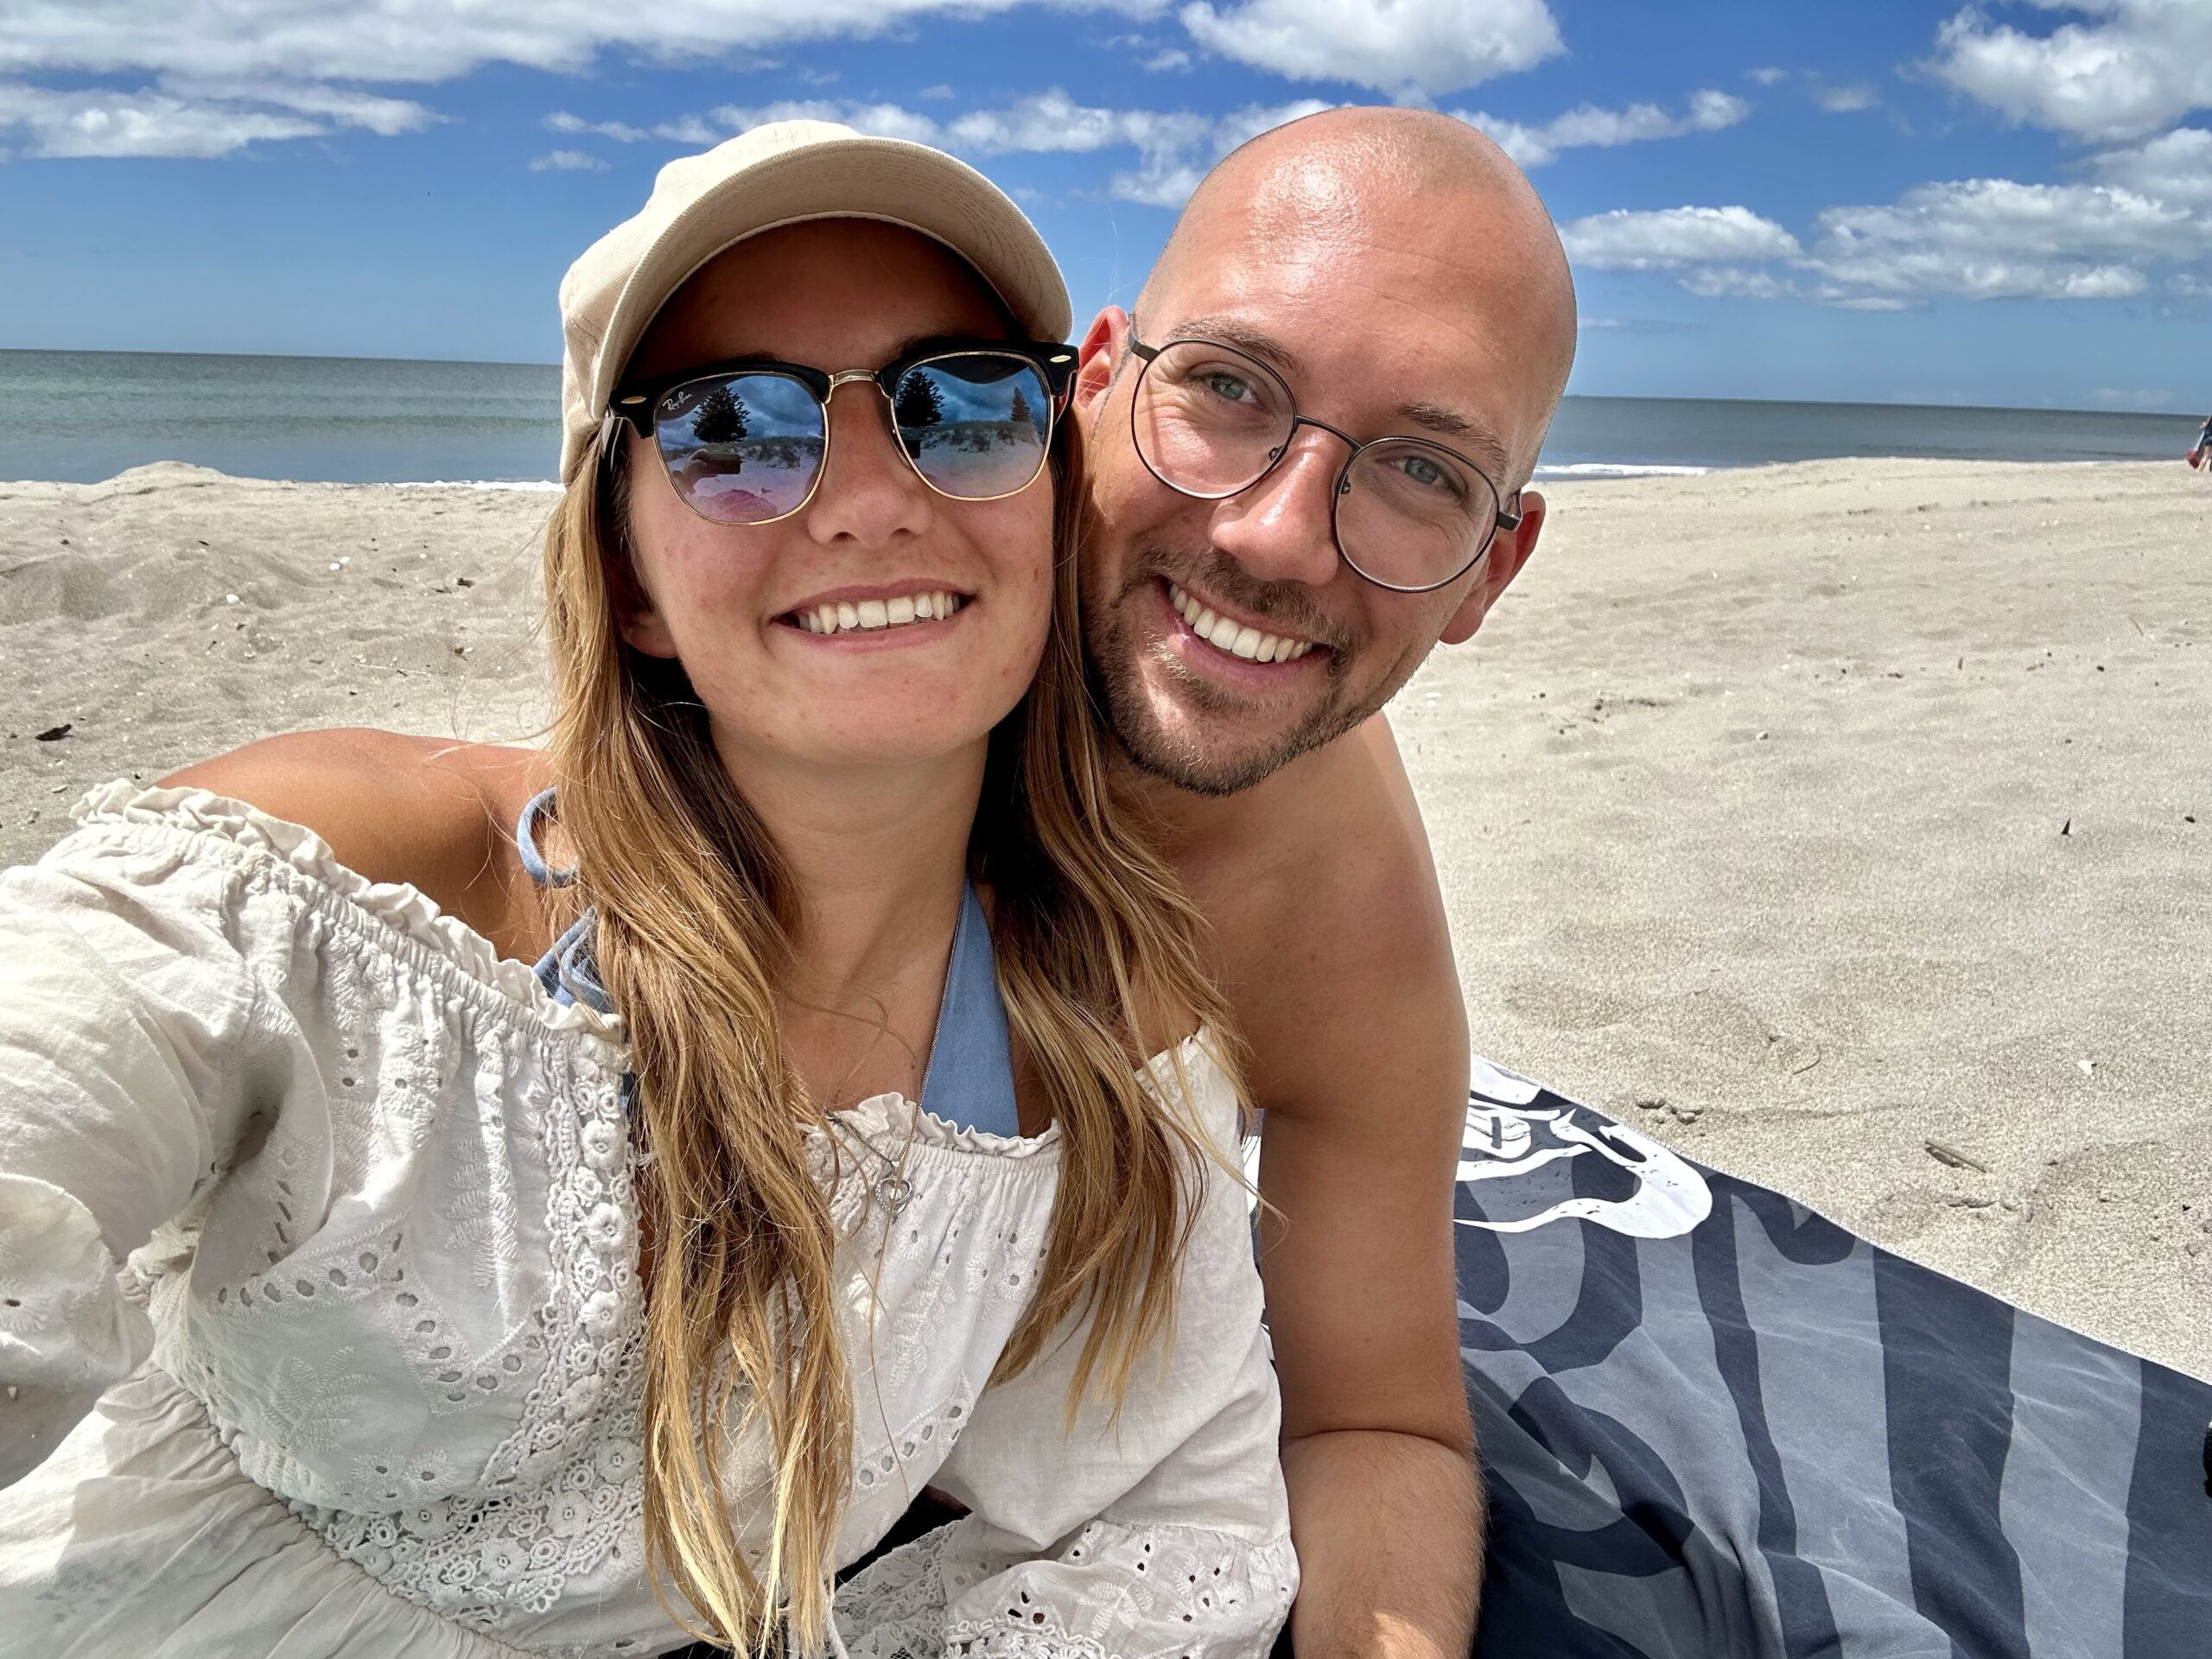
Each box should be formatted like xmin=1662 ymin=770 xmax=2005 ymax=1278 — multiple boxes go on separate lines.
xmin=610 ymin=338 xmax=1077 ymax=526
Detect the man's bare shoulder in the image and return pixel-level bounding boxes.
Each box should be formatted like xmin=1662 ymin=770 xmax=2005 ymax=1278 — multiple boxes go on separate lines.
xmin=161 ymin=729 xmax=546 ymax=947
xmin=1203 ymin=715 xmax=1452 ymax=975
xmin=1195 ymin=713 xmax=1465 ymax=1120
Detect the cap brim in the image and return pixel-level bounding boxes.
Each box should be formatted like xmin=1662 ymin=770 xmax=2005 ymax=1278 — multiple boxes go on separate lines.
xmin=590 ymin=135 xmax=1071 ymax=421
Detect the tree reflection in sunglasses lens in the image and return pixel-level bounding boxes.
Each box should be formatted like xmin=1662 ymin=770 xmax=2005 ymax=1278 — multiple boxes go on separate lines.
xmin=654 ymin=355 xmax=1053 ymax=524
xmin=892 ymin=356 xmax=1052 ymax=501
xmin=655 ymin=372 xmax=824 ymax=524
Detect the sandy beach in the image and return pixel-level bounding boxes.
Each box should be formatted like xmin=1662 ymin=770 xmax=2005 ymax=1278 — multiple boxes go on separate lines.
xmin=4 ymin=456 xmax=2208 ymax=1378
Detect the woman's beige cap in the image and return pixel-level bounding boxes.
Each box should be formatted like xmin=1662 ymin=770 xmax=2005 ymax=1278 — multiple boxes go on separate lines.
xmin=556 ymin=120 xmax=1070 ymax=481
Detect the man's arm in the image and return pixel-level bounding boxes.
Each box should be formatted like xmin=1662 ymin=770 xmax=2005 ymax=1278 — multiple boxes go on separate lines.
xmin=1210 ymin=716 xmax=1478 ymax=1658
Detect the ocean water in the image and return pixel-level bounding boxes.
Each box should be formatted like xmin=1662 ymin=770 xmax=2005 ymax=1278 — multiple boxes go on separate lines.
xmin=0 ymin=350 xmax=562 ymax=486
xmin=0 ymin=348 xmax=2203 ymax=486
xmin=1535 ymin=395 xmax=2206 ymax=479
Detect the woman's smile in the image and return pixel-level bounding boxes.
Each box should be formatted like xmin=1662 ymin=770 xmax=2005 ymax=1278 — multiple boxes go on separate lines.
xmin=780 ymin=582 xmax=973 ymax=639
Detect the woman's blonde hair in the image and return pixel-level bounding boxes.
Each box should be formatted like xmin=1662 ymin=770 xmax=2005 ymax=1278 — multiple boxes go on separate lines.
xmin=539 ymin=411 xmax=1243 ymax=1652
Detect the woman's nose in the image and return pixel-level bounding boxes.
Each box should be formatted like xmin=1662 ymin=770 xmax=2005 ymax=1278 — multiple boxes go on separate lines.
xmin=802 ymin=381 xmax=933 ymax=548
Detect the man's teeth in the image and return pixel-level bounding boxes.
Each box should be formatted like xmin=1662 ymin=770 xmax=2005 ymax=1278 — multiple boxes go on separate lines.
xmin=1166 ymin=583 xmax=1316 ymax=663
xmin=796 ymin=591 xmax=963 ymax=635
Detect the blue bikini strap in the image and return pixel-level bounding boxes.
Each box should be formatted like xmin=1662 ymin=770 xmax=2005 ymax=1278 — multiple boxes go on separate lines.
xmin=917 ymin=884 xmax=1022 ymax=1138
xmin=515 ymin=785 xmax=575 ymax=888
xmin=518 ymin=788 xmax=1016 ymax=1133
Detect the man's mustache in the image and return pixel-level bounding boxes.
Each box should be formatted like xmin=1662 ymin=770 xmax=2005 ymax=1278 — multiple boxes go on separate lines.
xmin=1130 ymin=544 xmax=1350 ymax=655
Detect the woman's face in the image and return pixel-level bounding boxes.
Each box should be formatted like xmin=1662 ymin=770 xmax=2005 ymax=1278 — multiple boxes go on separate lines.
xmin=618 ymin=220 xmax=1056 ymax=776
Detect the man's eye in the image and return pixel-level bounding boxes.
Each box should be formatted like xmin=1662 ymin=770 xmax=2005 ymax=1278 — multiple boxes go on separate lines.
xmin=1398 ymin=454 xmax=1461 ymax=494
xmin=1199 ymin=372 xmax=1255 ymax=404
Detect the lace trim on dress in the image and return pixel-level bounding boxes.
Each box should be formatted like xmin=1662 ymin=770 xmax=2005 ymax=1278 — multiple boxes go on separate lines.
xmin=67 ymin=781 xmax=625 ymax=1044
xmin=834 ymin=1517 xmax=1297 ymax=1659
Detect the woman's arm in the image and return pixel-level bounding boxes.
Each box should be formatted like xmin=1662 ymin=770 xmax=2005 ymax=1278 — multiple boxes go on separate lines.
xmin=162 ymin=727 xmax=537 ymax=954
xmin=0 ymin=802 xmax=284 ymax=1445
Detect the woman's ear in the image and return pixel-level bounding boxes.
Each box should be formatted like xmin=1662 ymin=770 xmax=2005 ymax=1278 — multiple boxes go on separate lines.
xmin=618 ymin=601 xmax=679 ymax=660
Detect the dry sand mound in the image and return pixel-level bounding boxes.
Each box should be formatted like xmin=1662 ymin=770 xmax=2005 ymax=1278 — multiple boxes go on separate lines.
xmin=2 ymin=466 xmax=553 ymax=856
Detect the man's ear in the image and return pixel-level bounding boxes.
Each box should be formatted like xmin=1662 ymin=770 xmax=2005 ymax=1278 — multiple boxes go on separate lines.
xmin=1072 ymin=306 xmax=1128 ymax=422
xmin=1438 ymin=489 xmax=1545 ymax=646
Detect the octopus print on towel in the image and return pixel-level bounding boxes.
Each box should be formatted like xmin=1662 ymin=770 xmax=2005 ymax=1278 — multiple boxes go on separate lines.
xmin=1455 ymin=1056 xmax=1709 ymax=1240
xmin=1454 ymin=1055 xmax=2212 ymax=1659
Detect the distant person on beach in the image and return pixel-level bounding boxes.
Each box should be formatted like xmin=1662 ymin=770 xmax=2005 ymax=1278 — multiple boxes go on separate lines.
xmin=2191 ymin=413 xmax=2211 ymax=468
xmin=0 ymin=124 xmax=1297 ymax=1656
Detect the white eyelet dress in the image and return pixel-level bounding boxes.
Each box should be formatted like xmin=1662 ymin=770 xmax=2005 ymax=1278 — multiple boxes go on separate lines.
xmin=0 ymin=785 xmax=1296 ymax=1658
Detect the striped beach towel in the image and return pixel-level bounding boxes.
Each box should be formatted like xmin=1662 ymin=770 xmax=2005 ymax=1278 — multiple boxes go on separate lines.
xmin=1458 ymin=1055 xmax=2211 ymax=1657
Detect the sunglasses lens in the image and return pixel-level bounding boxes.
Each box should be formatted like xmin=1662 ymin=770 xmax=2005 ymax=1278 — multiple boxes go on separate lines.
xmin=892 ymin=356 xmax=1052 ymax=499
xmin=654 ymin=373 xmax=823 ymax=524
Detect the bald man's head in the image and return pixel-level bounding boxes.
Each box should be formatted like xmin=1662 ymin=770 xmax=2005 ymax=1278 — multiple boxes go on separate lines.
xmin=1072 ymin=105 xmax=1579 ymax=797
xmin=1143 ymin=107 xmax=1578 ymax=482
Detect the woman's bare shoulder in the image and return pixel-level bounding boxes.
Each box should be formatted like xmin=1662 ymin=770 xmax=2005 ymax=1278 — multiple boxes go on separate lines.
xmin=161 ymin=729 xmax=548 ymax=942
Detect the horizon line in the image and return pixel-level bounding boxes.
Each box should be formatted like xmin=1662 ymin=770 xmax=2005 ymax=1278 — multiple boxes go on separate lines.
xmin=0 ymin=346 xmax=2196 ymax=422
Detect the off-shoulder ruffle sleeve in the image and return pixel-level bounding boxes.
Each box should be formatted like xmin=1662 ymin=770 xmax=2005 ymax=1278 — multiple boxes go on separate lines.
xmin=0 ymin=783 xmax=620 ymax=1471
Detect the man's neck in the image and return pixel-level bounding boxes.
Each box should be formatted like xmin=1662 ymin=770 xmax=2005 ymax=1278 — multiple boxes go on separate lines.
xmin=1114 ymin=748 xmax=1298 ymax=866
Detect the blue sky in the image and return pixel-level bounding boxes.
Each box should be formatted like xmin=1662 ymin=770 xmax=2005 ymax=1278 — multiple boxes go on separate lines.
xmin=1 ymin=0 xmax=2207 ymax=409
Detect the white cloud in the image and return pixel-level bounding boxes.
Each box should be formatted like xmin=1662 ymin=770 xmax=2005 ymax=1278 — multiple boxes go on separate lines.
xmin=1802 ymin=175 xmax=2207 ymax=302
xmin=1459 ymin=88 xmax=1747 ymax=168
xmin=688 ymin=89 xmax=1333 ymax=210
xmin=1827 ymin=252 xmax=2150 ymax=300
xmin=530 ymin=148 xmax=609 ymax=172
xmin=2088 ymin=124 xmax=2212 ymax=206
xmin=0 ymin=0 xmax=1575 ymax=169
xmin=2091 ymin=385 xmax=2173 ymax=405
xmin=1560 ymin=205 xmax=1802 ymax=270
xmin=711 ymin=99 xmax=945 ymax=145
xmin=1567 ymin=169 xmax=2212 ymax=307
xmin=1930 ymin=0 xmax=2212 ymax=142
xmin=1815 ymin=175 xmax=2204 ymax=265
xmin=0 ymin=0 xmax=1091 ymax=86
xmin=1179 ymin=0 xmax=1562 ymax=99
xmin=161 ymin=78 xmax=439 ymax=136
xmin=1745 ymin=66 xmax=1789 ymax=87
xmin=1676 ymin=266 xmax=1796 ymax=300
xmin=546 ymin=111 xmax=649 ymax=143
xmin=652 ymin=114 xmax=720 ymax=146
xmin=1812 ymin=82 xmax=1880 ymax=113
xmin=945 ymin=92 xmax=1211 ymax=156
xmin=1 ymin=1 xmax=1140 ymax=160
xmin=0 ymin=79 xmax=397 ymax=156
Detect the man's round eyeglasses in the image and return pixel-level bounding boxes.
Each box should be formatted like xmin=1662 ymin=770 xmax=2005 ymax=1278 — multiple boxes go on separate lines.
xmin=1125 ymin=331 xmax=1521 ymax=594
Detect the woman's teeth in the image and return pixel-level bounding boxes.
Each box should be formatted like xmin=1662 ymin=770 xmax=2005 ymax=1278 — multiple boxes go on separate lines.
xmin=795 ymin=591 xmax=964 ymax=635
xmin=1167 ymin=582 xmax=1316 ymax=663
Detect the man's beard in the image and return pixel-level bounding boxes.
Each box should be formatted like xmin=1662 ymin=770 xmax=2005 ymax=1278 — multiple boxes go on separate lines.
xmin=1084 ymin=542 xmax=1390 ymax=798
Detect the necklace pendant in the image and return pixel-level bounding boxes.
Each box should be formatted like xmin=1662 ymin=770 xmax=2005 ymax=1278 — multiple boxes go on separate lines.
xmin=874 ymin=1173 xmax=913 ymax=1216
